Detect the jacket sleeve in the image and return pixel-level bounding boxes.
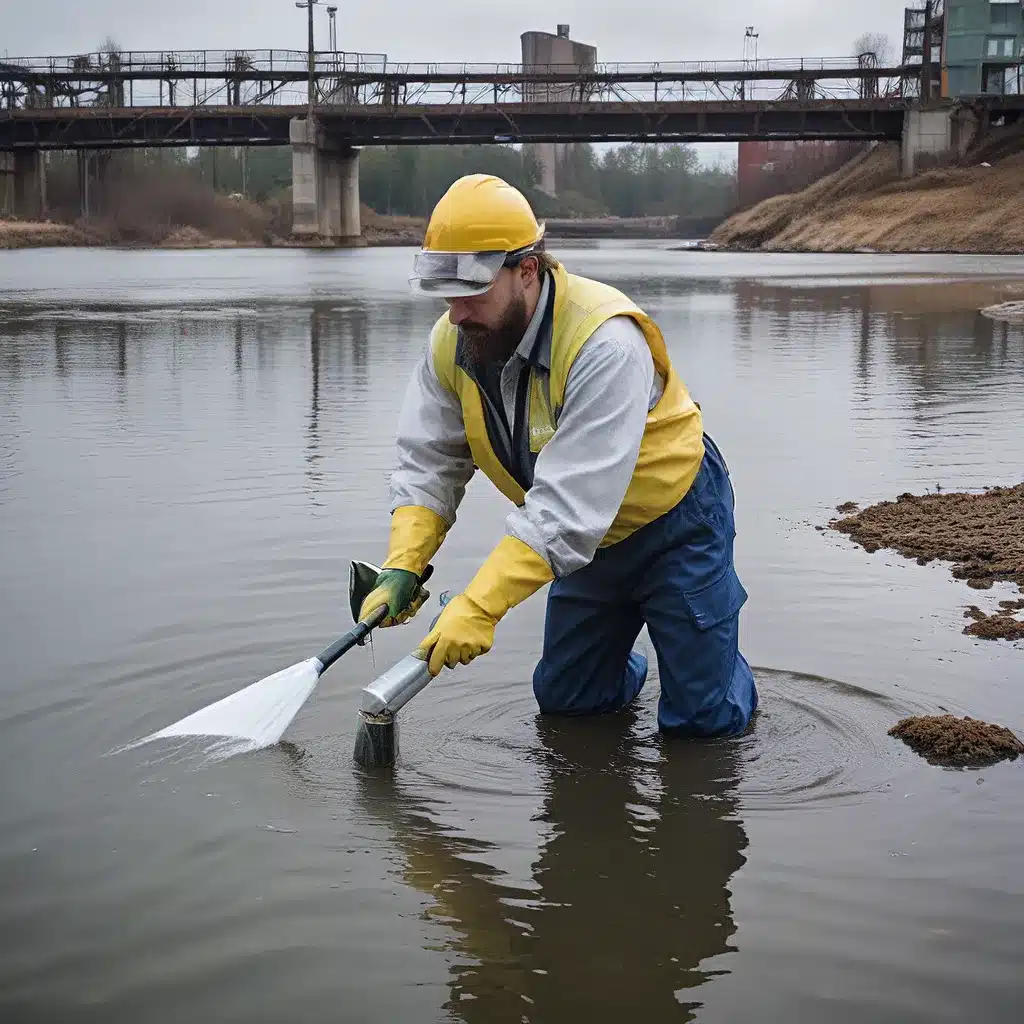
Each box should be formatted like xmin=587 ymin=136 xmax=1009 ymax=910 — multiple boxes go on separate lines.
xmin=505 ymin=315 xmax=658 ymax=577
xmin=389 ymin=343 xmax=476 ymax=526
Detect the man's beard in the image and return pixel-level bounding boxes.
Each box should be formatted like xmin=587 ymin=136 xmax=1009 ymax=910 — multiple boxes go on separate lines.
xmin=458 ymin=293 xmax=529 ymax=366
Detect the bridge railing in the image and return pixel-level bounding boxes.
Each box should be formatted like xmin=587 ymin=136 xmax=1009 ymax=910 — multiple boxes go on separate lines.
xmin=3 ymin=49 xmax=388 ymax=76
xmin=1 ymin=50 xmax=916 ymax=111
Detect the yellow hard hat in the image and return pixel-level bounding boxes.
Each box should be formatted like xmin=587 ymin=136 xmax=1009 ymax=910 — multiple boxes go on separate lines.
xmin=410 ymin=174 xmax=546 ymax=297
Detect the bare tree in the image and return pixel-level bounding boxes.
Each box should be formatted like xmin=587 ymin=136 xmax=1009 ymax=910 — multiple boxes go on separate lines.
xmin=853 ymin=32 xmax=894 ymax=66
xmin=97 ymin=37 xmax=124 ymax=108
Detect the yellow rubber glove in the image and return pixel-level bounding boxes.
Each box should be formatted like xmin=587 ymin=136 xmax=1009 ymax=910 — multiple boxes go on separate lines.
xmin=418 ymin=535 xmax=554 ymax=676
xmin=358 ymin=505 xmax=449 ymax=628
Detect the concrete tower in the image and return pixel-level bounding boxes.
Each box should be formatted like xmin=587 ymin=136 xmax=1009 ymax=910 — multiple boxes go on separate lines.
xmin=520 ymin=24 xmax=597 ymax=196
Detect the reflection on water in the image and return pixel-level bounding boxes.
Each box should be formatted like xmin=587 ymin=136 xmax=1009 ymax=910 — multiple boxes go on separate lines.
xmin=730 ymin=277 xmax=1023 ymax=399
xmin=1 ymin=247 xmax=1023 ymax=1023
xmin=352 ymin=713 xmax=745 ymax=1023
xmin=305 ymin=304 xmax=371 ymax=507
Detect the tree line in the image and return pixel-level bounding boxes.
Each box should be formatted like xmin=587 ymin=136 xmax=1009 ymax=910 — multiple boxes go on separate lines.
xmin=358 ymin=143 xmax=737 ymax=221
xmin=51 ymin=141 xmax=737 ymax=222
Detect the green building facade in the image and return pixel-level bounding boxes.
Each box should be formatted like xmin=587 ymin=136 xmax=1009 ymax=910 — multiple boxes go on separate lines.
xmin=943 ymin=0 xmax=1023 ymax=95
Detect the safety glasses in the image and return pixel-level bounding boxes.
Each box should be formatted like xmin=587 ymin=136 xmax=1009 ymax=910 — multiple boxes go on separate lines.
xmin=408 ymin=244 xmax=541 ymax=298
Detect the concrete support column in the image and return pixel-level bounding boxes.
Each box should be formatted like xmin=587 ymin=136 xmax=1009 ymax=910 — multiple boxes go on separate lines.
xmin=950 ymin=106 xmax=983 ymax=161
xmin=901 ymin=107 xmax=953 ymax=177
xmin=531 ymin=142 xmax=558 ymax=196
xmin=13 ymin=150 xmax=46 ymax=219
xmin=337 ymin=147 xmax=361 ymax=245
xmin=290 ymin=118 xmax=320 ymax=237
xmin=290 ymin=118 xmax=364 ymax=244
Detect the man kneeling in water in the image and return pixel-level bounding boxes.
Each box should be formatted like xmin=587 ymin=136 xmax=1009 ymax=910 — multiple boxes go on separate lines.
xmin=359 ymin=173 xmax=757 ymax=738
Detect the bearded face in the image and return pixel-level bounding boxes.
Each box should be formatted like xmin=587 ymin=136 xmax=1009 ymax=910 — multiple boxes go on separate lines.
xmin=457 ymin=291 xmax=530 ymax=366
xmin=445 ymin=259 xmax=542 ymax=367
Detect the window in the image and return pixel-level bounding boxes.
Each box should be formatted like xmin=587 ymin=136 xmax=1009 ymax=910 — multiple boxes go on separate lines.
xmin=990 ymin=4 xmax=1014 ymax=27
xmin=986 ymin=67 xmax=1008 ymax=93
xmin=987 ymin=36 xmax=1017 ymax=57
xmin=984 ymin=61 xmax=1024 ymax=94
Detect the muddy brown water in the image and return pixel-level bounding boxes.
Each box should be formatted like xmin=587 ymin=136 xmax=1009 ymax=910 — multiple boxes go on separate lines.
xmin=2 ymin=244 xmax=1024 ymax=1023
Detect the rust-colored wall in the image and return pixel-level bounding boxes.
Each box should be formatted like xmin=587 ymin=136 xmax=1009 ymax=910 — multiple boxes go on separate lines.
xmin=737 ymin=139 xmax=864 ymax=208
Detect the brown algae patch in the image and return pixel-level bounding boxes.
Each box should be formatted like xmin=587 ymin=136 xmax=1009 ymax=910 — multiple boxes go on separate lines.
xmin=889 ymin=715 xmax=1024 ymax=768
xmin=830 ymin=484 xmax=1024 ymax=639
xmin=964 ymin=600 xmax=1024 ymax=642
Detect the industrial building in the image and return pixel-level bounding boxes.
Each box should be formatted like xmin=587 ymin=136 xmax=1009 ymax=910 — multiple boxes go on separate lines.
xmin=736 ymin=140 xmax=866 ymax=209
xmin=944 ymin=0 xmax=1023 ymax=95
xmin=903 ymin=1 xmax=1023 ymax=97
xmin=520 ymin=25 xmax=597 ymax=195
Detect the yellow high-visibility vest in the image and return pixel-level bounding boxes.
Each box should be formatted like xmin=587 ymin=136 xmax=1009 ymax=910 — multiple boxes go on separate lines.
xmin=430 ymin=261 xmax=705 ymax=548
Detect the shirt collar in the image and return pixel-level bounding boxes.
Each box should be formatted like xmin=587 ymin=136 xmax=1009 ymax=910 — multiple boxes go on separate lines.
xmin=513 ymin=271 xmax=552 ymax=370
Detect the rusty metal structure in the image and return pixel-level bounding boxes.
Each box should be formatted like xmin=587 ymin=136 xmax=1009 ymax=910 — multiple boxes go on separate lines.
xmin=2 ymin=48 xmax=1021 ymax=162
xmin=0 ymin=50 xmax=945 ymax=150
xmin=2 ymin=51 xmax=913 ymax=107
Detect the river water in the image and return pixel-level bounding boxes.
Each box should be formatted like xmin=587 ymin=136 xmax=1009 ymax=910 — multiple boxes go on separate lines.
xmin=1 ymin=243 xmax=1023 ymax=1023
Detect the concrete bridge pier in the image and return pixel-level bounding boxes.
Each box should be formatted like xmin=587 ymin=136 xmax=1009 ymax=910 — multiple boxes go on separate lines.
xmin=290 ymin=118 xmax=364 ymax=245
xmin=901 ymin=106 xmax=982 ymax=177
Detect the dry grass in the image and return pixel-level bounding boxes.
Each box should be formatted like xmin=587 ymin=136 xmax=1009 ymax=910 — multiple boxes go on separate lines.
xmin=0 ymin=220 xmax=91 ymax=248
xmin=360 ymin=204 xmax=425 ymax=245
xmin=25 ymin=158 xmax=277 ymax=247
xmin=711 ymin=140 xmax=1024 ymax=254
xmin=1 ymin=183 xmax=422 ymax=249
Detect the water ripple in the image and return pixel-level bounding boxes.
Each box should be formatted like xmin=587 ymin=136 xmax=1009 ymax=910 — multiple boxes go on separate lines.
xmin=734 ymin=668 xmax=925 ymax=811
xmin=404 ymin=679 xmax=544 ymax=798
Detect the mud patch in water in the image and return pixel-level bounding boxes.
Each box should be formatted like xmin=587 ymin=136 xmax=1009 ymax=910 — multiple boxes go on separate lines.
xmin=831 ymin=484 xmax=1024 ymax=638
xmin=889 ymin=714 xmax=1024 ymax=768
xmin=964 ymin=600 xmax=1024 ymax=642
xmin=981 ymin=299 xmax=1024 ymax=324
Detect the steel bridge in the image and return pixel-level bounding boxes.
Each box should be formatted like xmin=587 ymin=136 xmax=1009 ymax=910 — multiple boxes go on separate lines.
xmin=0 ymin=50 xmax=966 ymax=149
xmin=3 ymin=48 xmax=1022 ymax=242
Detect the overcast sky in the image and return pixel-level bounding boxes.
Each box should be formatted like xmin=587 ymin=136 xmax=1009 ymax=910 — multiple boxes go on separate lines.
xmin=6 ymin=0 xmax=907 ymax=66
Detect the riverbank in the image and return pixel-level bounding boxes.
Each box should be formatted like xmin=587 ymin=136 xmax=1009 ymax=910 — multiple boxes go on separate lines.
xmin=0 ymin=205 xmax=426 ymax=250
xmin=544 ymin=214 xmax=723 ymax=239
xmin=709 ymin=131 xmax=1024 ymax=254
xmin=0 ymin=209 xmax=722 ymax=250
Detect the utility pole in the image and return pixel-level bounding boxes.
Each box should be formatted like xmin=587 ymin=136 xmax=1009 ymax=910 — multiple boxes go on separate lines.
xmin=743 ymin=26 xmax=759 ymax=67
xmin=921 ymin=1 xmax=933 ymax=102
xmin=295 ymin=0 xmax=320 ymax=121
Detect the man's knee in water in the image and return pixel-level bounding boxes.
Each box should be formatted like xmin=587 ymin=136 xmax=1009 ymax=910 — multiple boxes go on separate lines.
xmin=532 ymin=650 xmax=648 ymax=717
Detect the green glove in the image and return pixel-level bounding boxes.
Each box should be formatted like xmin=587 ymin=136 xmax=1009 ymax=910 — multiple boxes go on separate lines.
xmin=358 ymin=568 xmax=429 ymax=628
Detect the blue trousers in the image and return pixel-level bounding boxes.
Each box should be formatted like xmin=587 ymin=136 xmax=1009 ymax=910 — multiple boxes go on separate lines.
xmin=532 ymin=435 xmax=757 ymax=737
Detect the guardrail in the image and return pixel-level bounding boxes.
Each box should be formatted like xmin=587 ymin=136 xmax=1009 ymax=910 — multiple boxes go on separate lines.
xmin=1 ymin=50 xmax=916 ymax=111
